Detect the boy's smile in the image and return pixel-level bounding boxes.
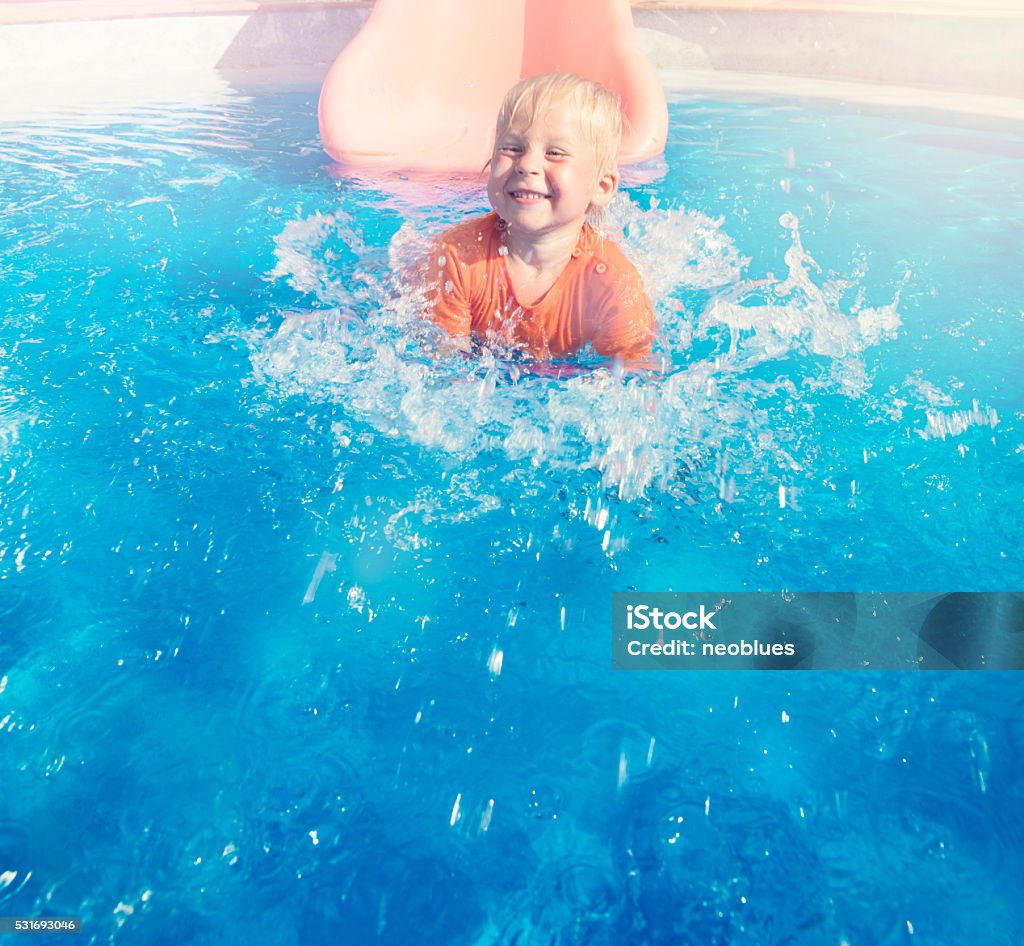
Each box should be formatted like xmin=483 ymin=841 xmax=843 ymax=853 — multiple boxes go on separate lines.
xmin=508 ymin=188 xmax=551 ymax=202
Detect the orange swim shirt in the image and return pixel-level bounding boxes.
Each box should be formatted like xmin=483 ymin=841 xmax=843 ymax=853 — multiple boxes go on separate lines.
xmin=427 ymin=213 xmax=655 ymax=361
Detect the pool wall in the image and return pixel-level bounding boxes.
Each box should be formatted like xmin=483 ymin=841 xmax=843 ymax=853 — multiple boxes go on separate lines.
xmin=2 ymin=0 xmax=1023 ymax=121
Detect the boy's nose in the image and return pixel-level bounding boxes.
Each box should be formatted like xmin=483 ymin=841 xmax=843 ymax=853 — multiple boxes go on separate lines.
xmin=516 ymin=149 xmax=542 ymax=174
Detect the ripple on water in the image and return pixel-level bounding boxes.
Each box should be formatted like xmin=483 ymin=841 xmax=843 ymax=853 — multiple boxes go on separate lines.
xmin=0 ymin=820 xmax=33 ymax=909
xmin=490 ymin=846 xmax=628 ymax=946
xmin=869 ymin=785 xmax=1010 ymax=881
xmin=43 ymin=674 xmax=128 ymax=770
xmin=38 ymin=868 xmax=100 ymax=924
xmin=578 ymin=716 xmax=659 ymax=793
xmin=226 ymin=674 xmax=370 ymax=889
xmin=297 ymin=849 xmax=483 ymax=946
xmin=0 ymin=579 xmax=51 ymax=663
xmin=232 ymin=669 xmax=370 ymax=773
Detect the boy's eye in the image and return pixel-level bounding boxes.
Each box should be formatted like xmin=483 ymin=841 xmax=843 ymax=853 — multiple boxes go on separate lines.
xmin=547 ymin=150 xmax=568 ymax=159
xmin=499 ymin=144 xmax=522 ymax=154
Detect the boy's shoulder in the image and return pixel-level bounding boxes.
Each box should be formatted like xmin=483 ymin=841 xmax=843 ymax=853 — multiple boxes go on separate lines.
xmin=577 ymin=224 xmax=644 ymax=283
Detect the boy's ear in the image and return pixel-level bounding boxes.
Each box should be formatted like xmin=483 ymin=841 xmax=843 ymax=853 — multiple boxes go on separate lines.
xmin=591 ymin=168 xmax=619 ymax=208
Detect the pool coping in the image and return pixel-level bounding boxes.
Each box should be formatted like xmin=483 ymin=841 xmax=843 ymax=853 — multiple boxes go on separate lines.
xmin=1 ymin=1 xmax=1022 ymax=123
xmin=3 ymin=0 xmax=1024 ymax=26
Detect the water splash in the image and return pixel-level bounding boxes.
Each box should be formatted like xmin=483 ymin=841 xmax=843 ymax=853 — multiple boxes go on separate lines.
xmin=614 ymin=195 xmax=746 ymax=297
xmin=919 ymin=400 xmax=999 ymax=441
xmin=701 ymin=212 xmax=900 ymax=381
xmin=255 ymin=200 xmax=908 ymax=510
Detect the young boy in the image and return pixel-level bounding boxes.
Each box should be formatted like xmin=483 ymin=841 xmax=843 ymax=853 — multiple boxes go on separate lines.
xmin=426 ymin=72 xmax=655 ymax=362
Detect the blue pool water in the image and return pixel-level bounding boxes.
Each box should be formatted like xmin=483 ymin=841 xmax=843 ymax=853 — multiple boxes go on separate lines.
xmin=1 ymin=89 xmax=1023 ymax=944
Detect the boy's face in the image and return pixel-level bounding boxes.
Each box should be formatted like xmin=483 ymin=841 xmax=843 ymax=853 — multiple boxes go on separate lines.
xmin=487 ymin=102 xmax=617 ymax=245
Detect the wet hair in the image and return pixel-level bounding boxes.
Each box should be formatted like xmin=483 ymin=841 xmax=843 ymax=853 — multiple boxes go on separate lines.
xmin=493 ymin=71 xmax=623 ymax=179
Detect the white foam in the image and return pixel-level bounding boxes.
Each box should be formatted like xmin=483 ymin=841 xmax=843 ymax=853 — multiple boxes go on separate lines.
xmin=255 ymin=200 xmax=909 ymax=508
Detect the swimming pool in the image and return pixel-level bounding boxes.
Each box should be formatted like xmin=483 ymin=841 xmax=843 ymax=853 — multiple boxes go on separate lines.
xmin=1 ymin=88 xmax=1022 ymax=943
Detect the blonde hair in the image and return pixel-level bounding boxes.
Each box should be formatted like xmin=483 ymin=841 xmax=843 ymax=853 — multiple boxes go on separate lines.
xmin=493 ymin=71 xmax=623 ymax=179
xmin=491 ymin=72 xmax=623 ymax=235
